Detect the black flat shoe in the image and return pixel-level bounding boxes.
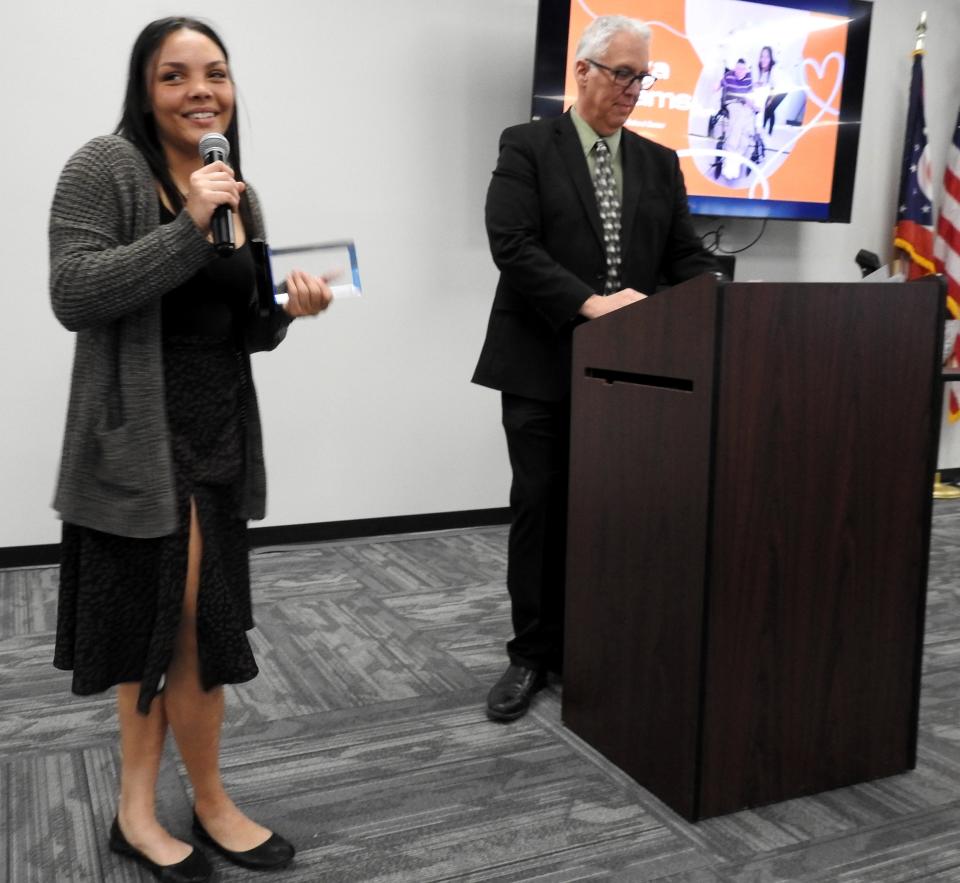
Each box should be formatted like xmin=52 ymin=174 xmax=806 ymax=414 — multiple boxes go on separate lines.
xmin=109 ymin=817 xmax=213 ymax=883
xmin=192 ymin=812 xmax=295 ymax=871
xmin=486 ymin=663 xmax=546 ymax=722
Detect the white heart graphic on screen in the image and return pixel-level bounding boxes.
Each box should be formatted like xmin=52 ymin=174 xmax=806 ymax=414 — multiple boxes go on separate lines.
xmin=803 ymin=52 xmax=844 ymax=115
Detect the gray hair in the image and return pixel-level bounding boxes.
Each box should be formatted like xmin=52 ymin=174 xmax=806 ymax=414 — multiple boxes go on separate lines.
xmin=575 ymin=15 xmax=651 ymax=61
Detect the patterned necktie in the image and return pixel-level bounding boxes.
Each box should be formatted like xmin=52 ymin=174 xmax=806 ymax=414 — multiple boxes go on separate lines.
xmin=593 ymin=138 xmax=621 ymax=294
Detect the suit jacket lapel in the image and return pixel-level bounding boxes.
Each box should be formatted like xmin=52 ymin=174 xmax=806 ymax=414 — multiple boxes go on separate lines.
xmin=620 ymin=132 xmax=646 ymax=250
xmin=556 ymin=114 xmax=603 ymax=246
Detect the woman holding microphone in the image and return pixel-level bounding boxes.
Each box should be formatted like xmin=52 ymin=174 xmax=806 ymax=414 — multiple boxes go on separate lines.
xmin=50 ymin=17 xmax=330 ymax=881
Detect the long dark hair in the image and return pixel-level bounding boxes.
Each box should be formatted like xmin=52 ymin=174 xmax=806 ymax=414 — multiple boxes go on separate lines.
xmin=758 ymin=45 xmax=776 ymax=73
xmin=115 ymin=17 xmax=252 ymax=230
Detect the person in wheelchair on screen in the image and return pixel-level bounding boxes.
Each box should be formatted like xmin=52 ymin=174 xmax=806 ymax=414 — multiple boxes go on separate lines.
xmin=711 ymin=59 xmax=762 ymax=181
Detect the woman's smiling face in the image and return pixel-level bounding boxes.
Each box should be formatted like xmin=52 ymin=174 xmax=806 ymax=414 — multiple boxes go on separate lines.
xmin=147 ymin=28 xmax=235 ymax=160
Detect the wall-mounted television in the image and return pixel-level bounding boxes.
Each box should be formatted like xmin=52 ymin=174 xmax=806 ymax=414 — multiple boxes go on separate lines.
xmin=531 ymin=0 xmax=873 ymax=222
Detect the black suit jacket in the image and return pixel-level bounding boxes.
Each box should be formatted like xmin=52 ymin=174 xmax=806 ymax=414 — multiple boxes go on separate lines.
xmin=472 ymin=112 xmax=717 ymax=402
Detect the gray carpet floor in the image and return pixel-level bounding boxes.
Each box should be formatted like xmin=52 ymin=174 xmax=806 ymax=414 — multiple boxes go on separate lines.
xmin=2 ymin=499 xmax=959 ymax=882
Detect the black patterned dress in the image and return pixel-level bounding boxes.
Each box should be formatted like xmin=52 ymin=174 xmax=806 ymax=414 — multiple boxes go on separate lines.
xmin=55 ymin=206 xmax=260 ymax=713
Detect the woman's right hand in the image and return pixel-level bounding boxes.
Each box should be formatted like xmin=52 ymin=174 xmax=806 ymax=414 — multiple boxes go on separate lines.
xmin=183 ymin=160 xmax=246 ymax=235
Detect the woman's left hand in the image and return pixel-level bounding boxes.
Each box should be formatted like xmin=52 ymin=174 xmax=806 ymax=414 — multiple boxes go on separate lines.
xmin=282 ymin=269 xmax=334 ymax=318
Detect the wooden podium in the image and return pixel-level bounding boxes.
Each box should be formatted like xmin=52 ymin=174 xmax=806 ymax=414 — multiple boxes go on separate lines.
xmin=562 ymin=274 xmax=945 ymax=820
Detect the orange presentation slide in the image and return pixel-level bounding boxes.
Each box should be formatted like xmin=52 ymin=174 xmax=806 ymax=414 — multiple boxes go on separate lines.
xmin=563 ymin=0 xmax=852 ymax=205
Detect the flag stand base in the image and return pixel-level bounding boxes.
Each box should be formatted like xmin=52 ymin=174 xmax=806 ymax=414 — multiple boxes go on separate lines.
xmin=933 ymin=472 xmax=960 ymax=499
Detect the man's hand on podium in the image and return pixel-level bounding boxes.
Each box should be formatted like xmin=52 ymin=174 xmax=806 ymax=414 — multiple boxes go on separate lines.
xmin=578 ymin=288 xmax=647 ymax=319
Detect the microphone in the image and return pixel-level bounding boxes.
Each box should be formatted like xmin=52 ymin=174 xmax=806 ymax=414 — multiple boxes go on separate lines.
xmin=198 ymin=132 xmax=235 ymax=257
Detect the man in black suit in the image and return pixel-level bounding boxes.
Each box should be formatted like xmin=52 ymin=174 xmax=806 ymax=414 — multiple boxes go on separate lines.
xmin=473 ymin=15 xmax=718 ymax=722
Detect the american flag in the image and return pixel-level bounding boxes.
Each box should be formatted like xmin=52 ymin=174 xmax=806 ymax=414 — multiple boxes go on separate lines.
xmin=934 ymin=106 xmax=960 ymax=423
xmin=894 ymin=53 xmax=936 ymax=279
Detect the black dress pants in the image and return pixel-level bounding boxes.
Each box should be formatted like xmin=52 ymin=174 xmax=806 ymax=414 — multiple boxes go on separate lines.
xmin=501 ymin=392 xmax=571 ymax=673
xmin=763 ymin=92 xmax=786 ymax=134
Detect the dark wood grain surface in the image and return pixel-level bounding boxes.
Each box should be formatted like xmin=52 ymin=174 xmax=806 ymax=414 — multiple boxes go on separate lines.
xmin=564 ymin=276 xmax=944 ymax=819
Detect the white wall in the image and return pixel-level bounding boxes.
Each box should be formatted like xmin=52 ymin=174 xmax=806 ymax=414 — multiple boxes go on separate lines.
xmin=1 ymin=0 xmax=958 ymax=549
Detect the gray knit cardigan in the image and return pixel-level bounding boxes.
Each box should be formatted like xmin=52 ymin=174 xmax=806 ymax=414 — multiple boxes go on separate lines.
xmin=49 ymin=134 xmax=291 ymax=537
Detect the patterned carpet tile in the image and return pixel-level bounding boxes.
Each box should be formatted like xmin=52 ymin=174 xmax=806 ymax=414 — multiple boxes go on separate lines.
xmin=512 ymin=692 xmax=906 ymax=876
xmin=0 ymin=566 xmax=59 ymax=638
xmin=225 ymin=591 xmax=480 ymax=726
xmin=434 ymin=630 xmax=512 ymax=680
xmin=528 ymin=671 xmax=960 ymax=876
xmin=923 ymin=588 xmax=960 ymax=671
xmin=250 ymin=529 xmax=507 ymax=604
xmin=250 ymin=546 xmax=365 ymax=599
xmin=0 ymin=631 xmax=121 ymax=759
xmin=0 ymin=630 xmax=67 ymax=701
xmin=381 ymin=582 xmax=513 ymax=677
xmin=0 ymin=697 xmax=119 ymax=763
xmin=919 ymin=736 xmax=960 ymax=798
xmin=920 ymin=668 xmax=960 ymax=729
xmin=381 ymin=582 xmax=510 ymax=630
xmin=688 ymin=805 xmax=960 ymax=882
xmin=445 ymin=837 xmax=711 ymax=883
xmin=4 ymin=750 xmax=104 ymax=883
xmin=201 ymin=694 xmax=697 ymax=882
xmin=2 ymin=503 xmax=960 ymax=882
xmin=5 ymin=745 xmax=191 ymax=883
xmin=681 ymin=768 xmax=960 ymax=867
xmin=216 ymin=695 xmax=562 ymax=804
xmin=339 ymin=532 xmax=507 ymax=593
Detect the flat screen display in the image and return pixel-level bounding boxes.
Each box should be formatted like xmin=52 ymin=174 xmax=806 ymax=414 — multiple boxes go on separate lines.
xmin=531 ymin=0 xmax=873 ymax=222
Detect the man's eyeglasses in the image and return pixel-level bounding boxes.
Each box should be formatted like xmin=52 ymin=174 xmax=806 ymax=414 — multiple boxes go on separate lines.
xmin=587 ymin=59 xmax=657 ymax=91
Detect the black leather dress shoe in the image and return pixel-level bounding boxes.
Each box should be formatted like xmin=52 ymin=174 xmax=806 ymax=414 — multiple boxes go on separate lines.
xmin=109 ymin=818 xmax=213 ymax=882
xmin=192 ymin=812 xmax=295 ymax=871
xmin=486 ymin=663 xmax=546 ymax=722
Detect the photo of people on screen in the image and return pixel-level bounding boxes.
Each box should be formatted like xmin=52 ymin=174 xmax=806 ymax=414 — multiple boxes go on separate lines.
xmin=548 ymin=0 xmax=866 ymax=216
xmin=710 ymin=58 xmax=761 ymax=181
xmin=688 ymin=33 xmax=808 ymax=190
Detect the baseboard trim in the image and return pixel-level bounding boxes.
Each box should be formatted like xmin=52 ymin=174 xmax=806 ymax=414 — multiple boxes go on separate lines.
xmin=248 ymin=508 xmax=510 ymax=548
xmin=0 ymin=508 xmax=511 ymax=570
xmin=0 ymin=543 xmax=61 ymax=570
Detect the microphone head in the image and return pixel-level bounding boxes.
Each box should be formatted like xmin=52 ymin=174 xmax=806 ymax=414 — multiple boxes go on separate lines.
xmin=198 ymin=132 xmax=230 ymax=163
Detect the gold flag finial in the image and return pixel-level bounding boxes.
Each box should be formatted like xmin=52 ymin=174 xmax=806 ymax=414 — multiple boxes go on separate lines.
xmin=915 ymin=11 xmax=927 ymax=53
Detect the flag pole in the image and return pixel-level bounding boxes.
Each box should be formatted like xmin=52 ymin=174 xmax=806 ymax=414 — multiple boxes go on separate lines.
xmin=894 ymin=13 xmax=935 ymax=279
xmin=901 ymin=13 xmax=927 ymax=278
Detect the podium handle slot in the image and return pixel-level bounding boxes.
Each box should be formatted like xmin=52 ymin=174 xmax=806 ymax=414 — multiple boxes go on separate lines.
xmin=585 ymin=367 xmax=693 ymax=392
